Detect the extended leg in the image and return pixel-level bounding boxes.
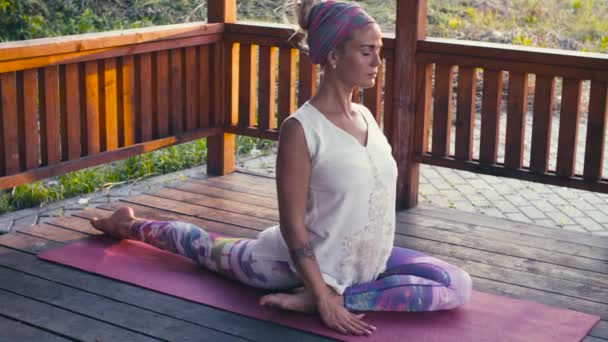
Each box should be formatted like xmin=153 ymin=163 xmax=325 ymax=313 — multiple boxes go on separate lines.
xmin=90 ymin=207 xmax=301 ymax=290
xmin=343 ymin=246 xmax=472 ymax=312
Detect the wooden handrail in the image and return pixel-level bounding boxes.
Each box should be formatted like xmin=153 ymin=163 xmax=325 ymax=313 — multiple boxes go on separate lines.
xmin=0 ymin=22 xmax=223 ymax=63
xmin=418 ymin=37 xmax=608 ymax=71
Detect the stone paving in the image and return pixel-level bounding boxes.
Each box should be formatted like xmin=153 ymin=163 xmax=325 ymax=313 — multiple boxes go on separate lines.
xmin=1 ymin=148 xmax=607 ymax=236
xmin=236 ymin=148 xmax=608 ymax=237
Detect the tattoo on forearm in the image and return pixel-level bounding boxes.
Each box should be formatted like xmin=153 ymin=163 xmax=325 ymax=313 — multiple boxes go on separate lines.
xmin=289 ymin=243 xmax=316 ymax=262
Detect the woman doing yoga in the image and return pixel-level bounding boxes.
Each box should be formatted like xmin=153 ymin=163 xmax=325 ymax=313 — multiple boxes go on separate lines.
xmin=91 ymin=0 xmax=472 ymax=336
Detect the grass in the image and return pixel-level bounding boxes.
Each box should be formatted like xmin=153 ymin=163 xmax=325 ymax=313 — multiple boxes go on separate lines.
xmin=0 ymin=136 xmax=274 ymax=215
xmin=1 ymin=0 xmax=606 ymax=215
xmin=238 ymin=0 xmax=607 ymax=53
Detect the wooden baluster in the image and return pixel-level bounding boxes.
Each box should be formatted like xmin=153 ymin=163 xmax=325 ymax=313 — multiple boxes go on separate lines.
xmin=238 ymin=43 xmax=257 ymax=127
xmin=40 ymin=66 xmax=61 ymax=165
xmin=479 ymin=69 xmax=503 ymax=165
xmin=154 ymin=51 xmax=169 ymax=138
xmin=583 ymin=80 xmax=608 ymax=181
xmin=120 ymin=55 xmax=136 ymax=147
xmin=139 ymin=53 xmax=153 ymax=141
xmin=414 ymin=63 xmax=432 ymax=156
xmin=364 ymin=69 xmax=383 ymax=125
xmin=185 ymin=46 xmax=198 ymax=131
xmin=298 ymin=51 xmax=317 ymax=107
xmin=556 ymin=78 xmax=582 ymax=177
xmin=278 ymin=48 xmax=296 ymax=127
xmin=0 ymin=72 xmax=19 ymax=175
xmin=530 ymin=75 xmax=554 ymax=174
xmin=84 ymin=61 xmax=101 ymax=154
xmin=225 ymin=42 xmax=238 ymax=127
xmin=20 ymin=70 xmax=40 ymax=169
xmin=504 ymin=72 xmax=529 ymax=169
xmin=258 ymin=45 xmax=277 ymax=130
xmin=432 ymin=64 xmax=454 ymax=158
xmin=382 ymin=55 xmax=395 ymax=142
xmin=199 ymin=45 xmax=211 ymax=128
xmin=170 ymin=48 xmax=184 ymax=134
xmin=101 ymin=58 xmax=119 ymax=151
xmin=455 ymin=66 xmax=476 ymax=161
xmin=60 ymin=64 xmax=81 ymax=159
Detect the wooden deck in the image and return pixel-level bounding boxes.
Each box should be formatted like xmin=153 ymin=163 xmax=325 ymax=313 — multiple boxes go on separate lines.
xmin=0 ymin=171 xmax=606 ymax=341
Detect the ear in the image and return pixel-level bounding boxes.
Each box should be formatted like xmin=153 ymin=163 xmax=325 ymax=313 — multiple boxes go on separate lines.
xmin=326 ymin=49 xmax=339 ymax=69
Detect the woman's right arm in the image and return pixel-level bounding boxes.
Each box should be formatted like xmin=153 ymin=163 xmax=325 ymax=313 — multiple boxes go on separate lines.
xmin=276 ymin=118 xmax=375 ymax=336
xmin=276 ymin=118 xmax=330 ymax=301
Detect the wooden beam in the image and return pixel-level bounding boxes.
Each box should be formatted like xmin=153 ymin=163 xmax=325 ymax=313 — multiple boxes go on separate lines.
xmin=206 ymin=0 xmax=236 ymax=176
xmin=392 ymin=0 xmax=427 ymax=209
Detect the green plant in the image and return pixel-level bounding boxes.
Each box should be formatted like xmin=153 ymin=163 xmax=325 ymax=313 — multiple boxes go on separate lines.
xmin=513 ymin=34 xmax=533 ymax=46
xmin=0 ymin=138 xmax=218 ymax=214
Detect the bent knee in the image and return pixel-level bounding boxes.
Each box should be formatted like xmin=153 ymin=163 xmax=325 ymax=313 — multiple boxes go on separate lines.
xmin=449 ymin=268 xmax=472 ymax=308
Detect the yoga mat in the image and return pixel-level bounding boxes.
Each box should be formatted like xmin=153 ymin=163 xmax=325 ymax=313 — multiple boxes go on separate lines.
xmin=39 ymin=236 xmax=600 ymax=342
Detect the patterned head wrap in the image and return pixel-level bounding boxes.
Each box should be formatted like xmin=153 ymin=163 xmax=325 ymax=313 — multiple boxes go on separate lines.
xmin=305 ymin=1 xmax=376 ymax=65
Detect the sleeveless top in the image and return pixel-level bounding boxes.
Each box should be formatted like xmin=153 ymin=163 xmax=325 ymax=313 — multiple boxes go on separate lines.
xmin=251 ymin=101 xmax=398 ymax=294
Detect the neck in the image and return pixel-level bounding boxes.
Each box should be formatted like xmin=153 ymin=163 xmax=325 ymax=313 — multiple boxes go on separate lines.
xmin=309 ymin=69 xmax=355 ymax=118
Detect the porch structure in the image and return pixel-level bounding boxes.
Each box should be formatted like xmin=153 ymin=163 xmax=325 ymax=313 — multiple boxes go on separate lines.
xmin=0 ymin=0 xmax=606 ymax=340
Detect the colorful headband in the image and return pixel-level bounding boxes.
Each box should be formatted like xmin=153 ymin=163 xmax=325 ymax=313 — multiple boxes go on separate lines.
xmin=306 ymin=1 xmax=376 ymax=65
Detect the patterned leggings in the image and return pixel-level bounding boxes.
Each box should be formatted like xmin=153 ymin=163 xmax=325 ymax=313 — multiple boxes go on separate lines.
xmin=128 ymin=219 xmax=472 ymax=312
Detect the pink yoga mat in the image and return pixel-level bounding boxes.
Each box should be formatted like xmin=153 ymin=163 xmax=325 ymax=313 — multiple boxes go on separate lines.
xmin=38 ymin=237 xmax=600 ymax=342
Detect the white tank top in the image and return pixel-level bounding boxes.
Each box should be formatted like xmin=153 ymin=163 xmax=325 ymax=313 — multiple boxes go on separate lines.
xmin=251 ymin=101 xmax=398 ymax=294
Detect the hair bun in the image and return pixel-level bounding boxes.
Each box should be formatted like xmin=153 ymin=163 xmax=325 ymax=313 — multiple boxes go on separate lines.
xmin=297 ymin=0 xmax=322 ymax=30
xmin=288 ymin=0 xmax=321 ymax=55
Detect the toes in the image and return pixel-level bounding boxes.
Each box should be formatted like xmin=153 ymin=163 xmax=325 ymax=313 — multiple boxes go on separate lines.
xmin=260 ymin=294 xmax=280 ymax=307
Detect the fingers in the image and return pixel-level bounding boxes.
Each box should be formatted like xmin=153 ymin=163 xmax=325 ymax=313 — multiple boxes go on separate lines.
xmin=331 ymin=313 xmax=375 ymax=336
xmin=343 ymin=320 xmax=368 ymax=336
xmin=349 ymin=316 xmax=375 ymax=336
xmin=352 ymin=312 xmax=377 ymax=333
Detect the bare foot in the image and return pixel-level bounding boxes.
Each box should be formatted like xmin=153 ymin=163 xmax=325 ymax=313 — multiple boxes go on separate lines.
xmin=259 ymin=287 xmax=317 ymax=314
xmin=90 ymin=207 xmax=139 ymax=239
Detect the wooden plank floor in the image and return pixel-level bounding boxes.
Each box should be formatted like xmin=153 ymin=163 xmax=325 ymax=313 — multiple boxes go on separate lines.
xmin=0 ymin=170 xmax=606 ymax=341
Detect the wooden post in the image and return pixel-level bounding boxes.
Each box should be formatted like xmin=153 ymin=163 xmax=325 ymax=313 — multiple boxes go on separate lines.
xmin=392 ymin=0 xmax=427 ymax=209
xmin=206 ymin=0 xmax=236 ymax=175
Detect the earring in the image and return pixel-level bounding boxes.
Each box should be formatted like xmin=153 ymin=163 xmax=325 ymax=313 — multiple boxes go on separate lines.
xmin=332 ymin=64 xmax=336 ymax=69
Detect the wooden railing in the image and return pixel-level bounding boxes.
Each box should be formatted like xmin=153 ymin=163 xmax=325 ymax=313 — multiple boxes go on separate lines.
xmin=0 ymin=22 xmax=224 ymax=190
xmin=221 ymin=22 xmax=397 ymax=142
xmin=414 ymin=38 xmax=608 ymax=193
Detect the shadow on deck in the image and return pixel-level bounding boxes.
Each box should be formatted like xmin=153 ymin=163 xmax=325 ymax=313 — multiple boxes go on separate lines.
xmin=0 ymin=171 xmax=606 ymax=341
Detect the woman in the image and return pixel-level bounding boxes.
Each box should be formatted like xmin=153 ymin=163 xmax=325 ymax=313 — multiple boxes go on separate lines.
xmin=91 ymin=0 xmax=472 ymax=336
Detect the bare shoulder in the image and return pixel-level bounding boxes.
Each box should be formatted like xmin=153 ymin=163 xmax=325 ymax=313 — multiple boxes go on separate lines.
xmin=278 ymin=117 xmax=306 ymax=149
xmin=279 ymin=117 xmax=303 ymax=138
xmin=277 ymin=117 xmax=310 ymax=166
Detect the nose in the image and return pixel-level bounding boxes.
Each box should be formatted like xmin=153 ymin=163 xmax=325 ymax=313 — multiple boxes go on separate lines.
xmin=372 ymin=51 xmax=382 ymax=68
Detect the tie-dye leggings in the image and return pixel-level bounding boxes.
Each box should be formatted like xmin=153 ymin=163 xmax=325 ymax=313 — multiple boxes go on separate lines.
xmin=127 ymin=219 xmax=472 ymax=312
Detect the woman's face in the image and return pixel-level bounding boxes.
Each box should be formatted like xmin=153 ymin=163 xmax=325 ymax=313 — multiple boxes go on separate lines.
xmin=332 ymin=23 xmax=383 ymax=89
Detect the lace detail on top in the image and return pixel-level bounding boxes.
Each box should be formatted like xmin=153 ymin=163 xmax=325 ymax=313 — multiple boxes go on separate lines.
xmin=339 ymin=150 xmax=395 ymax=284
